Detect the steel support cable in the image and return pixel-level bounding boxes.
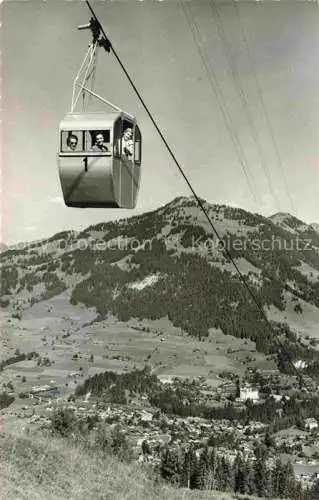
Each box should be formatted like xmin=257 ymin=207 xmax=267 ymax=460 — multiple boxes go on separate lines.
xmin=71 ymin=43 xmax=94 ymax=112
xmin=86 ymin=44 xmax=99 ymax=109
xmin=85 ymin=0 xmax=309 ymax=391
xmin=209 ymin=0 xmax=281 ymax=212
xmin=81 ymin=46 xmax=96 ymax=110
xmin=233 ymin=1 xmax=296 ymax=216
xmin=73 ymin=42 xmax=98 ymax=112
xmin=180 ymin=0 xmax=259 ymax=207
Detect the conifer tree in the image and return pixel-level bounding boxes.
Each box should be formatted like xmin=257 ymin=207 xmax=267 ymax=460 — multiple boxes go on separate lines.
xmin=292 ymin=480 xmax=305 ymax=500
xmin=190 ymin=457 xmax=202 ymax=490
xmin=310 ymin=479 xmax=319 ymax=500
xmin=198 ymin=446 xmax=210 ymax=490
xmin=272 ymin=458 xmax=282 ymax=497
xmin=264 ymin=430 xmax=274 ymax=448
xmin=235 ymin=377 xmax=240 ymax=398
xmin=208 ymin=447 xmax=218 ymax=491
xmin=264 ymin=465 xmax=274 ymax=499
xmin=254 ymin=443 xmax=268 ymax=497
xmin=234 ymin=453 xmax=246 ymax=494
xmin=216 ymin=456 xmax=233 ymax=491
xmin=281 ymin=461 xmax=296 ymax=499
xmin=243 ymin=458 xmax=256 ymax=496
xmin=272 ymin=458 xmax=295 ymax=498
xmin=181 ymin=448 xmax=192 ymax=489
xmin=160 ymin=447 xmax=182 ymax=486
xmin=141 ymin=440 xmax=151 ymax=456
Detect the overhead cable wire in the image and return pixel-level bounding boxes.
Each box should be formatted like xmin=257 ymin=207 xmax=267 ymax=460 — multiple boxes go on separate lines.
xmin=233 ymin=0 xmax=296 ymax=216
xmin=84 ymin=0 xmax=310 ymax=391
xmin=87 ymin=45 xmax=99 ymax=110
xmin=180 ymin=0 xmax=259 ymax=208
xmin=209 ymin=0 xmax=281 ymax=213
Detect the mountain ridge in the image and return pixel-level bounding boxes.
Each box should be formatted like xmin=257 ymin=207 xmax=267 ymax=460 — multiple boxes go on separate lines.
xmin=1 ymin=196 xmax=319 ymax=377
xmin=2 ymin=197 xmax=318 ymax=249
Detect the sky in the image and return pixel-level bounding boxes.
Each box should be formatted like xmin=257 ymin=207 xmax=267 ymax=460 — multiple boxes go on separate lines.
xmin=1 ymin=0 xmax=318 ymax=244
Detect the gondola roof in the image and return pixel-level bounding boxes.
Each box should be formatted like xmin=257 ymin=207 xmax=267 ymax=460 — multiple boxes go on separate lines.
xmin=59 ymin=111 xmax=136 ymax=131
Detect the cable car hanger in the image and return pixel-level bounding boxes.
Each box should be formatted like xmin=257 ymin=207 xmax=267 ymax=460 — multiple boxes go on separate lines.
xmin=79 ymin=16 xmax=111 ymax=51
xmin=58 ymin=1 xmax=142 ymax=210
xmin=71 ymin=16 xmax=133 ymax=118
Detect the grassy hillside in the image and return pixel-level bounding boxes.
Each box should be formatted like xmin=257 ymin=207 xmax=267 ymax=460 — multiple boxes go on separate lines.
xmin=0 ymin=431 xmax=285 ymax=500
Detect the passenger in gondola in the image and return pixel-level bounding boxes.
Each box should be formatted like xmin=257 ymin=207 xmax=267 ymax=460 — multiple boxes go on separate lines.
xmin=91 ymin=132 xmax=109 ymax=152
xmin=122 ymin=128 xmax=133 ymax=158
xmin=67 ymin=134 xmax=78 ymax=151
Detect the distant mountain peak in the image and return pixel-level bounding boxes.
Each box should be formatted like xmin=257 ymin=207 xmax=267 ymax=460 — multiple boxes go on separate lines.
xmin=269 ymin=212 xmax=310 ymax=233
xmin=164 ymin=195 xmax=207 ymax=208
xmin=269 ymin=212 xmax=302 ymax=224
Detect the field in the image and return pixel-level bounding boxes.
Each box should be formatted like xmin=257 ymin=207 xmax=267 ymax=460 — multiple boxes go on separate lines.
xmin=0 ymin=292 xmax=277 ymax=408
xmin=267 ymin=291 xmax=319 ymax=340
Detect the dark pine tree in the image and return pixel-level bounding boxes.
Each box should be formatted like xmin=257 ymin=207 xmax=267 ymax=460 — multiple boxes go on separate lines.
xmin=281 ymin=461 xmax=297 ymax=499
xmin=272 ymin=458 xmax=282 ymax=498
xmin=216 ymin=456 xmax=233 ymax=492
xmin=243 ymin=458 xmax=256 ymax=496
xmin=181 ymin=447 xmax=197 ymax=489
xmin=198 ymin=446 xmax=210 ymax=490
xmin=310 ymin=479 xmax=319 ymax=500
xmin=160 ymin=447 xmax=182 ymax=486
xmin=234 ymin=453 xmax=246 ymax=494
xmin=254 ymin=443 xmax=269 ymax=497
xmin=208 ymin=447 xmax=218 ymax=491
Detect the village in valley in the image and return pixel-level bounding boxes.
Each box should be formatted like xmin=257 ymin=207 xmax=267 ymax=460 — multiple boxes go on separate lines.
xmin=2 ymin=340 xmax=319 ymax=492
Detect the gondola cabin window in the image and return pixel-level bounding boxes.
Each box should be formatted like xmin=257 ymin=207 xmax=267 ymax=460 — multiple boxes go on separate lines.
xmin=113 ymin=117 xmax=122 ymax=158
xmin=85 ymin=130 xmax=111 ymax=153
xmin=121 ymin=119 xmax=134 ymax=159
xmin=134 ymin=126 xmax=141 ymax=165
xmin=61 ymin=131 xmax=83 ymax=153
xmin=112 ymin=117 xmax=136 ymax=159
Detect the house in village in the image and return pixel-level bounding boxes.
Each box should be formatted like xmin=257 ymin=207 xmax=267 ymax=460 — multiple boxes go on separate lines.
xmin=304 ymin=418 xmax=318 ymax=431
xmin=239 ymin=385 xmax=259 ymax=402
xmin=30 ymin=385 xmax=59 ymax=398
xmin=294 ymin=360 xmax=308 ymax=370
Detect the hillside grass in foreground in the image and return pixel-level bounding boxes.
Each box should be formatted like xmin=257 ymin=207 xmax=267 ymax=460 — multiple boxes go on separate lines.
xmin=0 ymin=432 xmax=283 ymax=500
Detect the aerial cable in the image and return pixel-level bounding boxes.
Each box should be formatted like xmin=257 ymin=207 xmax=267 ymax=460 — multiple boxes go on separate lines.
xmin=233 ymin=1 xmax=296 ymax=216
xmin=84 ymin=1 xmax=310 ymax=391
xmin=85 ymin=42 xmax=99 ymax=109
xmin=71 ymin=43 xmax=95 ymax=112
xmin=72 ymin=41 xmax=99 ymax=113
xmin=86 ymin=45 xmax=99 ymax=109
xmin=209 ymin=0 xmax=281 ymax=213
xmin=179 ymin=0 xmax=259 ymax=208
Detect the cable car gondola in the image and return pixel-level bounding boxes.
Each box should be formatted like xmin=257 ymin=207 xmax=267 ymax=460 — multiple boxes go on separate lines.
xmin=58 ymin=17 xmax=142 ymax=208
